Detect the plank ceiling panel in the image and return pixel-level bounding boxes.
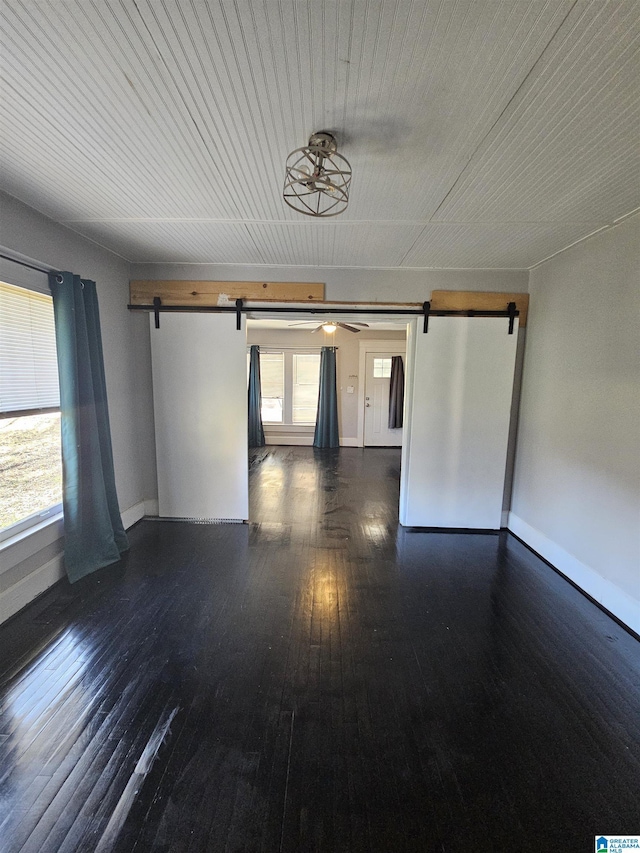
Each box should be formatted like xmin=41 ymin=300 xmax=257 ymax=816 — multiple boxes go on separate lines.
xmin=128 ymin=0 xmax=280 ymax=221
xmin=0 ymin=0 xmax=240 ymax=220
xmin=0 ymin=0 xmax=638 ymax=269
xmin=63 ymin=220 xmax=271 ymax=265
xmin=246 ymin=221 xmax=337 ymax=268
xmin=0 ymin=0 xmax=577 ymax=221
xmin=245 ymin=221 xmax=425 ymax=268
xmin=342 ymin=0 xmax=578 ymax=222
xmin=401 ymin=221 xmax=602 ymax=269
xmin=65 ymin=218 xmax=425 ymax=267
xmin=435 ymin=0 xmax=640 ymax=224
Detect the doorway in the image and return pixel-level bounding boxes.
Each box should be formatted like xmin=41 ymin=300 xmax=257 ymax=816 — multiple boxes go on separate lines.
xmin=149 ymin=312 xmax=518 ymax=531
xmin=357 ymin=339 xmax=406 ymax=448
xmin=363 ymin=352 xmax=403 ymax=447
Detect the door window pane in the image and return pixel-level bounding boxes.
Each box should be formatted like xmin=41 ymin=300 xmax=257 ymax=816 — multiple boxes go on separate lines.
xmin=292 ymin=353 xmax=320 ymax=423
xmin=373 ymin=357 xmax=392 ymax=378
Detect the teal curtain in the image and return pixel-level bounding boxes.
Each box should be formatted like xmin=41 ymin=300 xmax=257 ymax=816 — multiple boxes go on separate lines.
xmin=49 ymin=272 xmax=128 ymax=583
xmin=248 ymin=345 xmax=265 ymax=447
xmin=313 ymin=347 xmax=339 ymax=448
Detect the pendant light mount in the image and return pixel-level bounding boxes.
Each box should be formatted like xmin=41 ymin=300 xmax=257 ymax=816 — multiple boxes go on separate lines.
xmin=283 ymin=131 xmax=352 ymax=217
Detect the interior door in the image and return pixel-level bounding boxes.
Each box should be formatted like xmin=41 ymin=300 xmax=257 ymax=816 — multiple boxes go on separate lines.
xmin=400 ymin=317 xmax=517 ymax=529
xmin=364 ymin=352 xmax=403 ymax=447
xmin=150 ymin=313 xmax=248 ymax=521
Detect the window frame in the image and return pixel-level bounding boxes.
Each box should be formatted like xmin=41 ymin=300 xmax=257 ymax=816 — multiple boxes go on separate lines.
xmin=254 ymin=347 xmax=322 ymax=427
xmin=0 ymin=502 xmax=63 ymax=545
xmin=0 ymin=267 xmax=63 ymax=544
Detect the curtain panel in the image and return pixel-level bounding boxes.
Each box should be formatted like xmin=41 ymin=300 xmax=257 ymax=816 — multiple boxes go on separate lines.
xmin=388 ymin=355 xmax=404 ymax=429
xmin=49 ymin=272 xmax=128 ymax=582
xmin=313 ymin=347 xmax=339 ymax=448
xmin=248 ymin=345 xmax=266 ymax=447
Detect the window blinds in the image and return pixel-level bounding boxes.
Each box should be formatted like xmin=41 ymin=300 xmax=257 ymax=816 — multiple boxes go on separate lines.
xmin=292 ymin=353 xmax=320 ymax=423
xmin=0 ymin=281 xmax=60 ymax=414
xmin=260 ymin=351 xmax=285 ymax=423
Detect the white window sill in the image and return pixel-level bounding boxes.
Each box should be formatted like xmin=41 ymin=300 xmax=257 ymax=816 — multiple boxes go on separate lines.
xmin=0 ymin=513 xmax=64 ymax=575
xmin=263 ymin=424 xmax=315 ymax=432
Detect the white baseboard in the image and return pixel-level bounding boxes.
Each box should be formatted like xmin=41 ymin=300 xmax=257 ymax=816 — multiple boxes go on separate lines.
xmin=121 ymin=501 xmax=146 ymax=530
xmin=0 ymin=553 xmax=65 ymax=625
xmin=265 ymin=436 xmax=360 ymax=447
xmin=508 ymin=512 xmax=640 ymax=635
xmin=144 ymin=499 xmax=159 ymax=517
xmin=266 ymin=435 xmax=314 ymax=446
xmin=122 ymin=498 xmax=161 ymax=526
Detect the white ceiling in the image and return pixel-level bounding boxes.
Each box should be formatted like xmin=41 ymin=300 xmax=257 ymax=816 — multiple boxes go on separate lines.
xmin=1 ymin=0 xmax=638 ymax=270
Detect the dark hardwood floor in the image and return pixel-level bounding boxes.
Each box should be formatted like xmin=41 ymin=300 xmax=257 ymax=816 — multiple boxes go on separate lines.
xmin=0 ymin=447 xmax=638 ymax=852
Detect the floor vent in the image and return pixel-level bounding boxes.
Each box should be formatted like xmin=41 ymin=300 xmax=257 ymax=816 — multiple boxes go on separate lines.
xmin=146 ymin=516 xmax=245 ymax=524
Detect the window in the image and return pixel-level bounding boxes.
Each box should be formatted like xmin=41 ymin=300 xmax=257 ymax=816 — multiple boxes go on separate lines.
xmin=373 ymin=357 xmax=392 ymax=378
xmin=292 ymin=353 xmax=320 ymax=423
xmin=260 ymin=352 xmax=285 ymax=423
xmin=259 ymin=350 xmax=321 ymax=425
xmin=0 ymin=280 xmax=62 ymax=541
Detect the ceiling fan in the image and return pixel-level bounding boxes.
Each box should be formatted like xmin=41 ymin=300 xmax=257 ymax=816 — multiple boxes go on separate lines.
xmin=288 ymin=321 xmax=370 ymax=334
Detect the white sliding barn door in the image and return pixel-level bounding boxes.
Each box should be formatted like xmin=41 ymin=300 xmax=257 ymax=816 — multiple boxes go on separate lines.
xmin=400 ymin=317 xmax=517 ymax=529
xmin=150 ymin=313 xmax=248 ymax=521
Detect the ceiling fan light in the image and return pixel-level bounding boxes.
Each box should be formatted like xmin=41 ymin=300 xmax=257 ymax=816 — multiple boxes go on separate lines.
xmin=283 ymin=131 xmax=351 ymax=217
xmin=322 ymin=322 xmax=337 ymax=333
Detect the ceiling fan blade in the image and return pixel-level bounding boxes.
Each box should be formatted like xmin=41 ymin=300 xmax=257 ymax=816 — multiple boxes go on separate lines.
xmin=338 ymin=323 xmax=362 ymax=333
xmin=310 ymin=325 xmax=323 ymax=333
xmin=346 ymin=322 xmax=370 ymax=327
xmin=288 ymin=322 xmax=317 ymax=327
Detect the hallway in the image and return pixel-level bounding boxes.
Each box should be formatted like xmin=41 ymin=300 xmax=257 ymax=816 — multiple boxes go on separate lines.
xmin=0 ymin=448 xmax=638 ymax=851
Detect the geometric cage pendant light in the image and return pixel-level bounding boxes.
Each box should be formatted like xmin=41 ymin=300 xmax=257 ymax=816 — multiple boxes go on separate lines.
xmin=283 ymin=131 xmax=352 ymax=217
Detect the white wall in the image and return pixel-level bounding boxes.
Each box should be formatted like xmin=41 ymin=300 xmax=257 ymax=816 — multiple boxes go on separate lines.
xmin=510 ymin=216 xmax=640 ymax=633
xmin=246 ymin=326 xmax=406 ymax=443
xmin=0 ymin=191 xmax=156 ymax=620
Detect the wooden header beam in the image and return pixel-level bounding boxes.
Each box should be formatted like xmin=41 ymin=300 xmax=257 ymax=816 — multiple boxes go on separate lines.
xmin=430 ymin=291 xmax=529 ymax=327
xmin=129 ymin=279 xmax=325 ymax=306
xmin=129 ymin=281 xmax=528 ymax=328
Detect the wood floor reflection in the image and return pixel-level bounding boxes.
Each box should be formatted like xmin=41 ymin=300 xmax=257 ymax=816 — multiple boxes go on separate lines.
xmin=0 ymin=447 xmax=638 ymax=851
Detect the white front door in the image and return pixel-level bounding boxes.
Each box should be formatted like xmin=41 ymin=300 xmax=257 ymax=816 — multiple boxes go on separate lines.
xmin=364 ymin=352 xmax=403 ymax=447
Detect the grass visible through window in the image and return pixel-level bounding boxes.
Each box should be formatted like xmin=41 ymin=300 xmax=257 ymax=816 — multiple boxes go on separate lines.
xmin=0 ymin=412 xmax=62 ymax=530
